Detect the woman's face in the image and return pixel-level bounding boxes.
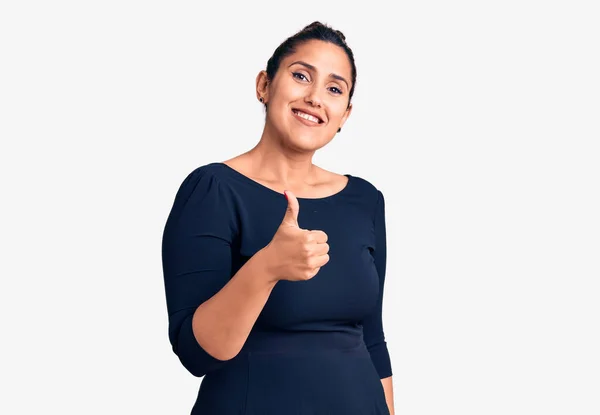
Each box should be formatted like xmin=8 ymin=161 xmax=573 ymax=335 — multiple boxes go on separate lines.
xmin=260 ymin=39 xmax=353 ymax=153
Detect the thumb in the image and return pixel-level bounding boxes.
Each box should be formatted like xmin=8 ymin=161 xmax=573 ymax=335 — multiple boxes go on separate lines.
xmin=282 ymin=190 xmax=300 ymax=227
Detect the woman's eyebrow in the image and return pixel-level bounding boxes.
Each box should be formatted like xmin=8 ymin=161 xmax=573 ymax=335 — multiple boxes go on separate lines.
xmin=288 ymin=60 xmax=349 ymax=88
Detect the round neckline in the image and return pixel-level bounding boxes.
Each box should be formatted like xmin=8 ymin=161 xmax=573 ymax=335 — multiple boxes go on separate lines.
xmin=215 ymin=162 xmax=353 ymax=202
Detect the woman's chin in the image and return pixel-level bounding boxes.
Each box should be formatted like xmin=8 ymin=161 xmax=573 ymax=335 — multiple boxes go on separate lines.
xmin=288 ymin=135 xmax=329 ymax=152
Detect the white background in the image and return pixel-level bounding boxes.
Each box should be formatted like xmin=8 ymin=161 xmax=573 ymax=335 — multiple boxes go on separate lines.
xmin=1 ymin=1 xmax=599 ymax=414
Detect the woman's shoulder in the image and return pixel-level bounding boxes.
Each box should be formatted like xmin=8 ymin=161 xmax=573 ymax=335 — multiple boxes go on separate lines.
xmin=313 ymin=166 xmax=383 ymax=219
xmin=174 ymin=161 xmax=240 ymax=192
xmin=323 ymin=167 xmax=381 ymax=200
xmin=313 ymin=165 xmax=380 ymax=195
xmin=183 ymin=161 xmax=228 ymax=179
xmin=170 ymin=162 xmax=235 ymax=204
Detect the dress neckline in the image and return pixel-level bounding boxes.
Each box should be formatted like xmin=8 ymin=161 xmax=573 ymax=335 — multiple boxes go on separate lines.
xmin=214 ymin=162 xmax=353 ymax=202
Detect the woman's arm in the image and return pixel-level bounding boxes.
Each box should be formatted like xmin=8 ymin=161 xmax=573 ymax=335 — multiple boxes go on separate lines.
xmin=381 ymin=376 xmax=395 ymax=415
xmin=363 ymin=189 xmax=395 ymax=413
xmin=163 ymin=167 xmax=278 ymax=377
xmin=191 ymin=247 xmax=277 ymax=361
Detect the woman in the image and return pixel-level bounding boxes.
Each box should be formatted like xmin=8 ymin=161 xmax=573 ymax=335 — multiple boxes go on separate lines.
xmin=162 ymin=21 xmax=395 ymax=414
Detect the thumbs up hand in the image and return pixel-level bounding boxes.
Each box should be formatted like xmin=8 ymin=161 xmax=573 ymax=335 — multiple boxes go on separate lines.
xmin=262 ymin=190 xmax=330 ymax=283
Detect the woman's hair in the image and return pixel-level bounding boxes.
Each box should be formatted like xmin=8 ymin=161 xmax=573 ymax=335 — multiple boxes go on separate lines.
xmin=264 ymin=21 xmax=357 ymax=109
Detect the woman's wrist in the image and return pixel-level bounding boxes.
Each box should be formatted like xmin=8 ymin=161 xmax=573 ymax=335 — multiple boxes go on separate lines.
xmin=253 ymin=245 xmax=280 ymax=286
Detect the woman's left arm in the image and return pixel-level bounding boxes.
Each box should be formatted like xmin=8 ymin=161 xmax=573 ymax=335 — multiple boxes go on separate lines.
xmin=363 ymin=189 xmax=395 ymax=414
xmin=381 ymin=376 xmax=395 ymax=415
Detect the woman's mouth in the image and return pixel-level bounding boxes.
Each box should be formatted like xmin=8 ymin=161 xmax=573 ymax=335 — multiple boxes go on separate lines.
xmin=292 ymin=109 xmax=324 ymax=126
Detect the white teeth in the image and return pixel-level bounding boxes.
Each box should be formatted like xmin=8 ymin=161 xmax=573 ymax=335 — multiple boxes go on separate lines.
xmin=294 ymin=110 xmax=320 ymax=123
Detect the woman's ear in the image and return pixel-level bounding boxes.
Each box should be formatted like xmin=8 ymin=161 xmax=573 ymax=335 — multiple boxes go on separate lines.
xmin=339 ymin=102 xmax=353 ymax=129
xmin=255 ymin=70 xmax=269 ymax=103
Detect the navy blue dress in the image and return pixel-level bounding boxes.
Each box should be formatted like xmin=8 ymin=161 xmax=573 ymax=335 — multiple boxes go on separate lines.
xmin=162 ymin=162 xmax=392 ymax=414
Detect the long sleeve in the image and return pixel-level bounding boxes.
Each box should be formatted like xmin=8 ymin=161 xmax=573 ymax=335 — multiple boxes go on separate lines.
xmin=362 ymin=189 xmax=393 ymax=379
xmin=161 ymin=167 xmax=236 ymax=377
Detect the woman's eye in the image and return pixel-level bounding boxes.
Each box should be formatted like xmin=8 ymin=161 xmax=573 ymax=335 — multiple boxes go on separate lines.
xmin=292 ymin=72 xmax=342 ymax=95
xmin=292 ymin=72 xmax=308 ymax=81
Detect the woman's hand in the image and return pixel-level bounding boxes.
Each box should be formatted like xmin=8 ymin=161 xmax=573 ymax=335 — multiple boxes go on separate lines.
xmin=262 ymin=190 xmax=330 ymax=283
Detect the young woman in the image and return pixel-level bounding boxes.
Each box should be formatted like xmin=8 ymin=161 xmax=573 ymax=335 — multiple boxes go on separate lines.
xmin=162 ymin=21 xmax=395 ymax=414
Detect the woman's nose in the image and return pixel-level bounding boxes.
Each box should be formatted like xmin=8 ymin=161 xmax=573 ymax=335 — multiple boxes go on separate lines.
xmin=304 ymin=90 xmax=323 ymax=108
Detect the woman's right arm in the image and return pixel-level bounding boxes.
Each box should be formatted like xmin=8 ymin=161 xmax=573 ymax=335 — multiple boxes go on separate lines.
xmin=162 ymin=168 xmax=324 ymax=377
xmin=190 ymin=247 xmax=277 ymax=362
xmin=162 ymin=167 xmax=277 ymax=377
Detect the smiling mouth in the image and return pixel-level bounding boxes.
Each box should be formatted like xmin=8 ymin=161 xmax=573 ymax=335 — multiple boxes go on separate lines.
xmin=292 ymin=109 xmax=324 ymax=125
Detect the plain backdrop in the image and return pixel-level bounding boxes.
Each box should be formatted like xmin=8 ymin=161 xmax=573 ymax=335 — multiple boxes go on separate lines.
xmin=1 ymin=1 xmax=599 ymax=414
